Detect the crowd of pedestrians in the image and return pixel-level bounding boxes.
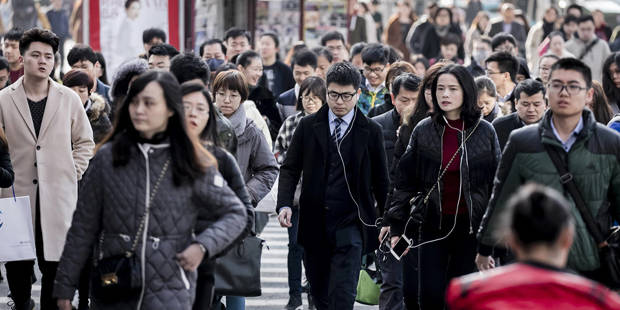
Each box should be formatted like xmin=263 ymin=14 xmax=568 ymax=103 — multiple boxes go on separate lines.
xmin=0 ymin=1 xmax=619 ymax=310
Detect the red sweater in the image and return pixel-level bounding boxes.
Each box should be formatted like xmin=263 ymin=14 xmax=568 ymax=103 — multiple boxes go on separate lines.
xmin=441 ymin=119 xmax=467 ymax=215
xmin=446 ymin=262 xmax=620 ymax=310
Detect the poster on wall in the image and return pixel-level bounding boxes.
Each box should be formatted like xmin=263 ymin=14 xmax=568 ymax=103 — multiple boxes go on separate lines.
xmin=89 ymin=0 xmax=179 ymax=79
xmin=193 ymin=0 xmax=220 ymax=55
xmin=255 ymin=0 xmax=300 ymax=56
xmin=304 ymin=0 xmax=347 ymax=48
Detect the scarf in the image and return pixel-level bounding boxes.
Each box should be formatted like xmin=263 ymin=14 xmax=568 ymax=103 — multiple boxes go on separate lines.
xmin=542 ymin=19 xmax=555 ymax=41
xmin=435 ymin=24 xmax=450 ymax=38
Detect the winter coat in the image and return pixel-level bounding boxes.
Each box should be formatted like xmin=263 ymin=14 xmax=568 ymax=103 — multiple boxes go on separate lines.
xmin=477 ymin=109 xmax=620 ymax=272
xmin=609 ymin=115 xmax=620 ymax=134
xmin=372 ymin=108 xmax=400 ymax=169
xmin=447 ymin=262 xmax=620 ymax=309
xmin=53 ymin=140 xmax=247 ymax=309
xmin=408 ymin=21 xmax=465 ymax=61
xmin=386 ymin=117 xmax=501 ymax=238
xmin=384 ymin=14 xmax=411 ymax=60
xmin=228 ymin=104 xmax=279 ymax=205
xmin=248 ymin=85 xmax=282 ymax=141
xmin=277 ymin=105 xmax=389 ymax=253
xmin=86 ymin=93 xmax=113 ymax=144
xmin=565 ymin=37 xmax=612 ymax=83
xmin=0 ymin=77 xmax=95 ymax=261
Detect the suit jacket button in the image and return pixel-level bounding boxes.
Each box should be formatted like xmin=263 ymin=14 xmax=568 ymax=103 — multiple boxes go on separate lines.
xmin=33 ymin=179 xmax=38 ymax=184
xmin=36 ymin=145 xmax=41 ymax=150
xmin=34 ymin=162 xmax=37 ymax=167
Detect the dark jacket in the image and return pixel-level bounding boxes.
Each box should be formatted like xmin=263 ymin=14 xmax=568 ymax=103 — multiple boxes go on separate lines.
xmin=466 ymin=57 xmax=486 ymax=78
xmin=385 ymin=14 xmax=411 ymax=61
xmin=492 ymin=112 xmax=525 ymax=150
xmin=367 ymin=93 xmax=393 ymax=118
xmin=276 ymin=87 xmax=297 ymax=121
xmin=409 ymin=21 xmax=465 ymax=61
xmin=53 ymin=141 xmax=247 ymax=309
xmin=386 ymin=117 xmax=501 ymax=238
xmin=487 ymin=21 xmax=527 ymax=55
xmin=262 ymin=61 xmax=295 ymax=99
xmin=277 ymin=105 xmax=389 ymax=254
xmin=249 ymin=85 xmax=282 ymax=141
xmin=86 ymin=93 xmax=112 ymax=144
xmin=0 ymin=142 xmax=14 ymax=188
xmin=95 ymin=79 xmax=112 ymax=105
xmin=350 ymin=15 xmax=368 ymax=45
xmin=372 ymin=108 xmax=399 ymax=169
xmin=477 ymin=109 xmax=620 ymax=272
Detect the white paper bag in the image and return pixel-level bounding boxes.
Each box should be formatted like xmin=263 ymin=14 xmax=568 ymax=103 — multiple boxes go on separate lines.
xmin=255 ymin=175 xmax=278 ymax=214
xmin=0 ymin=195 xmax=36 ymax=262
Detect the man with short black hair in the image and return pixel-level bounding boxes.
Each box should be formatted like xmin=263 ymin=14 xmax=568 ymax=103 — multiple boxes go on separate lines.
xmin=224 ymin=27 xmax=252 ymax=60
xmin=477 ymin=58 xmax=620 ymax=288
xmin=492 ymin=79 xmax=547 ymax=149
xmin=277 ymin=49 xmax=317 ymax=120
xmin=1 ymin=28 xmax=94 ymax=310
xmin=3 ymin=27 xmax=24 ymax=84
xmin=142 ymin=27 xmax=166 ymax=55
xmin=321 ymin=30 xmax=349 ymax=63
xmin=0 ymin=56 xmax=11 ymax=90
xmin=566 ymin=4 xmax=583 ymax=18
xmin=200 ymin=38 xmax=227 ymax=71
xmin=277 ymin=62 xmax=388 ymax=310
xmin=147 ymin=43 xmax=179 ymax=71
xmin=358 ymin=43 xmax=390 ymax=115
xmin=491 ymin=32 xmax=519 ymax=57
xmin=485 ymin=51 xmax=518 ymax=105
xmin=67 ymin=44 xmax=111 ymax=104
xmin=566 ymin=15 xmax=611 ymax=82
xmin=259 ymin=32 xmax=294 ymax=99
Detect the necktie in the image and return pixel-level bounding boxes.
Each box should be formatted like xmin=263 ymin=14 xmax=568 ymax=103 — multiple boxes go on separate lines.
xmin=332 ymin=118 xmax=344 ymax=143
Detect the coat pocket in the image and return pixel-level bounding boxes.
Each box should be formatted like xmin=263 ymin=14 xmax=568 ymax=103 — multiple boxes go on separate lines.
xmin=177 ymin=262 xmax=190 ymax=290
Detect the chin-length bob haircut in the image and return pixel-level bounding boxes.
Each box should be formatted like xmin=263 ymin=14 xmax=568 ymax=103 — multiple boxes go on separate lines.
xmin=100 ymin=71 xmax=215 ymax=185
xmin=431 ymin=64 xmax=481 ymax=127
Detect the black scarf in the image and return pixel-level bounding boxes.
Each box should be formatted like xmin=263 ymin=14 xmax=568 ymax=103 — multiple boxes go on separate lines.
xmin=542 ymin=19 xmax=555 ymax=41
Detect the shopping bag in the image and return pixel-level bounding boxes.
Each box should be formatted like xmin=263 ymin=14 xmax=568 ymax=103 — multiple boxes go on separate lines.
xmin=0 ymin=192 xmax=35 ymax=262
xmin=255 ymin=175 xmax=278 ymax=214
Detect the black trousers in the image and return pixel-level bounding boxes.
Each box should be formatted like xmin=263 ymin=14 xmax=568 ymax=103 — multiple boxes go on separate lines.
xmin=5 ymin=189 xmax=59 ymax=310
xmin=304 ymin=223 xmax=363 ymax=310
xmin=413 ymin=213 xmax=477 ymax=310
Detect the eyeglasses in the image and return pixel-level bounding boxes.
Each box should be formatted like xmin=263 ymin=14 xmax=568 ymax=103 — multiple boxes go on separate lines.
xmin=486 ymin=70 xmax=504 ymax=76
xmin=328 ymin=91 xmax=356 ymax=102
xmin=548 ymin=82 xmax=587 ymax=95
xmin=364 ymin=66 xmax=386 ymax=75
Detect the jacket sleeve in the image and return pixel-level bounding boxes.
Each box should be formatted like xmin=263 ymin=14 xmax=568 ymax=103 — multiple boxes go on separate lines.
xmin=245 ymin=127 xmax=279 ymax=205
xmin=193 ymin=167 xmax=248 ymax=258
xmin=370 ymin=122 xmax=389 ymax=218
xmin=0 ymin=143 xmax=14 ymax=188
xmin=477 ymin=132 xmax=523 ymax=255
xmin=277 ymin=118 xmax=305 ymax=213
xmin=53 ymin=153 xmax=104 ymax=299
xmin=610 ymin=148 xmax=620 ymax=222
xmin=69 ymin=92 xmax=95 ymax=180
xmin=386 ymin=126 xmax=421 ymax=237
xmin=218 ymin=149 xmax=254 ymax=242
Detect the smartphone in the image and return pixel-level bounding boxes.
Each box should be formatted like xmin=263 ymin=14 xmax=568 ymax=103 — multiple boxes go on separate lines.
xmin=390 ymin=235 xmax=412 ymax=261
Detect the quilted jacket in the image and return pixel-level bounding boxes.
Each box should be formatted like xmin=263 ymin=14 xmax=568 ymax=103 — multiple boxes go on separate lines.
xmin=386 ymin=117 xmax=501 ymax=238
xmin=53 ymin=140 xmax=247 ymax=309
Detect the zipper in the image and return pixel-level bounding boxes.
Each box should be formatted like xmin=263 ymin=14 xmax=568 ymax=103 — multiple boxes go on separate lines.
xmin=136 ymin=146 xmax=151 ymax=310
xmin=462 ymin=133 xmax=474 ymax=235
xmin=177 ymin=263 xmax=190 ymax=290
xmin=150 ymin=236 xmax=160 ymax=250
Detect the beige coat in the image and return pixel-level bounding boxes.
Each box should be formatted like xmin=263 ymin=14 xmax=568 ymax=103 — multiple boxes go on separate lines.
xmin=0 ymin=77 xmax=94 ymax=261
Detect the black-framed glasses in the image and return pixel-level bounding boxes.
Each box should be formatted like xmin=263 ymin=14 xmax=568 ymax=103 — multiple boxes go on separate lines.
xmin=548 ymin=82 xmax=587 ymax=95
xmin=485 ymin=70 xmax=504 ymax=76
xmin=364 ymin=66 xmax=386 ymax=75
xmin=328 ymin=91 xmax=356 ymax=102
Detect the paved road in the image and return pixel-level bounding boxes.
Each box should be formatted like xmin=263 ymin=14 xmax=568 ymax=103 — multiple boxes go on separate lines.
xmin=0 ymin=214 xmax=379 ymax=310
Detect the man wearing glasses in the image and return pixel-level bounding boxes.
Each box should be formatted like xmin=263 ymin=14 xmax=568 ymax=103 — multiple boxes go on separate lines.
xmin=476 ymin=58 xmax=620 ymax=287
xmin=485 ymin=51 xmax=518 ymax=108
xmin=320 ymin=31 xmax=349 ymax=63
xmin=277 ymin=62 xmax=389 ymax=309
xmin=358 ymin=43 xmax=391 ymax=115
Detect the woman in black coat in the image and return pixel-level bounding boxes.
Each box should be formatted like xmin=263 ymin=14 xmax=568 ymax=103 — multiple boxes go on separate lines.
xmin=386 ymin=64 xmax=500 ymax=309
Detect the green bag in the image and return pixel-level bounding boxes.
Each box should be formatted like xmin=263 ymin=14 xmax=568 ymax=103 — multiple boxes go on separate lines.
xmin=355 ymin=255 xmax=381 ymax=305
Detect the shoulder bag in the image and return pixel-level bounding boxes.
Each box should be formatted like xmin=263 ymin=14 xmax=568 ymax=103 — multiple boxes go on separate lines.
xmin=544 ymin=144 xmax=620 ymax=288
xmin=214 ymin=234 xmax=265 ymax=296
xmin=90 ymin=159 xmax=170 ymax=303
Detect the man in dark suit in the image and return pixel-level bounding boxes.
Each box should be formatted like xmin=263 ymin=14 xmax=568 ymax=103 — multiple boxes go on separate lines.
xmin=277 ymin=62 xmax=389 ymax=310
xmin=492 ymin=79 xmax=547 ymax=150
xmin=487 ymin=3 xmax=527 ymax=56
xmin=276 ymin=49 xmax=318 ymax=121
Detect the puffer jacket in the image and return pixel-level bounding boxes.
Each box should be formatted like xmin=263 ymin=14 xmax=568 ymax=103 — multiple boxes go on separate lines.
xmin=228 ymin=105 xmax=279 ymax=205
xmin=386 ymin=117 xmax=501 ymax=238
xmin=478 ymin=109 xmax=620 ymax=272
xmin=53 ymin=140 xmax=247 ymax=309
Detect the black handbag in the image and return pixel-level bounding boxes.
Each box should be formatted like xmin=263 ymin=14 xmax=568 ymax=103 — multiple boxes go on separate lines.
xmin=214 ymin=235 xmax=265 ymax=297
xmin=544 ymin=145 xmax=620 ymax=288
xmin=91 ymin=160 xmax=170 ymax=303
xmin=404 ymin=120 xmax=481 ymax=237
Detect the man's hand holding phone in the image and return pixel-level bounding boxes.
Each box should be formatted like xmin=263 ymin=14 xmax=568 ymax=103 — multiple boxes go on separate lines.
xmin=390 ymin=235 xmax=412 ymax=260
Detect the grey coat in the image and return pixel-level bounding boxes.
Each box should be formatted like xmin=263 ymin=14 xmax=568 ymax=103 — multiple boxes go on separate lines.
xmin=228 ymin=105 xmax=279 ymax=205
xmin=53 ymin=141 xmax=247 ymax=309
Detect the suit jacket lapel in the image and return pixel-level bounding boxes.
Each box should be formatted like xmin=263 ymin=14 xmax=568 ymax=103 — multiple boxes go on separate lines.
xmin=8 ymin=78 xmax=36 ymax=140
xmin=38 ymin=78 xmax=62 ymax=139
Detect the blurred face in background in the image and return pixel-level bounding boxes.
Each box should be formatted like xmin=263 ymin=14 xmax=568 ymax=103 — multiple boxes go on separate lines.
xmin=316 ymin=55 xmax=331 ymax=80
xmin=238 ymin=56 xmax=263 ymax=87
xmin=259 ymin=35 xmax=278 ymax=61
xmin=3 ymin=40 xmax=20 ymax=66
xmin=577 ymin=20 xmax=595 ymax=43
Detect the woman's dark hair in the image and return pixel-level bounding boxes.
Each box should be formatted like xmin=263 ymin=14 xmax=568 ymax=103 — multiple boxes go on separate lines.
xmin=590 ymin=81 xmax=613 ymax=125
xmin=100 ymin=71 xmax=214 ymax=185
xmin=432 ymin=7 xmax=453 ymax=25
xmin=19 ymin=28 xmax=59 ymax=55
xmin=95 ymin=52 xmax=108 ymax=84
xmin=431 ymin=64 xmax=481 ymax=127
xmin=385 ymin=61 xmax=415 ymax=92
xmin=181 ymin=82 xmax=219 ymax=144
xmin=296 ymin=76 xmax=326 ymax=112
xmin=412 ymin=57 xmax=430 ymax=71
xmin=63 ymin=69 xmax=94 ymax=94
xmin=504 ymin=183 xmax=573 ymax=249
xmin=236 ymin=50 xmax=261 ymax=68
xmin=212 ymin=70 xmax=250 ymax=102
xmin=404 ymin=62 xmax=448 ymax=126
xmin=475 ymin=76 xmax=497 ymax=98
xmin=603 ymin=53 xmax=620 ymax=109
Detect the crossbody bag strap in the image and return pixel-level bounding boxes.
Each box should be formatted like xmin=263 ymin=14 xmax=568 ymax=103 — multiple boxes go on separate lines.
xmin=543 ymin=144 xmax=607 ymax=247
xmin=579 ymin=38 xmax=599 ymax=60
xmin=413 ymin=119 xmax=481 ymax=205
xmin=128 ymin=158 xmax=171 ymax=255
